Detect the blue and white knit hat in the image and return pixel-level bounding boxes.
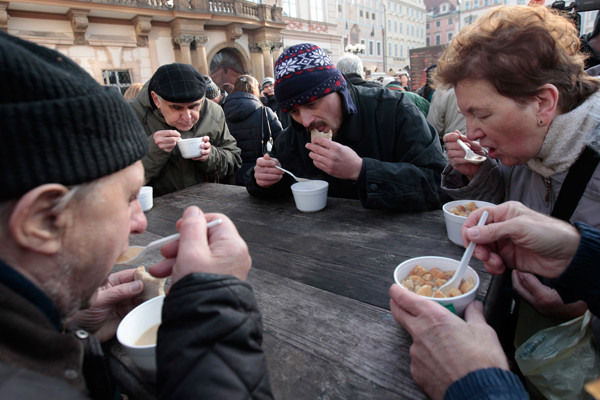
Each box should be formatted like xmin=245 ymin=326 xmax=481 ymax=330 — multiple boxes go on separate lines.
xmin=274 ymin=44 xmax=347 ymax=113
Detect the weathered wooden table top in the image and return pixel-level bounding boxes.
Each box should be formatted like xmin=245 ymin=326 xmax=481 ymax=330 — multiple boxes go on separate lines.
xmin=123 ymin=182 xmax=495 ymax=400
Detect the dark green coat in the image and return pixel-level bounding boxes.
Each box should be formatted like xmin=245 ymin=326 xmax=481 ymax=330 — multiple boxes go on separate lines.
xmin=129 ymin=83 xmax=241 ymax=196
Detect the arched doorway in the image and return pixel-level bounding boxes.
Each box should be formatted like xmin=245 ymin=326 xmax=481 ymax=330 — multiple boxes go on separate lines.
xmin=209 ymin=48 xmax=245 ymax=88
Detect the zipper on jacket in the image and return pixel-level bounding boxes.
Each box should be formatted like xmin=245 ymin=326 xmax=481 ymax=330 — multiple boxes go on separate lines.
xmin=544 ymin=177 xmax=552 ymax=203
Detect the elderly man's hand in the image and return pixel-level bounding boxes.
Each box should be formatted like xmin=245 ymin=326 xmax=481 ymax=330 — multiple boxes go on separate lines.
xmin=191 ymin=136 xmax=211 ymax=162
xmin=154 ymin=129 xmax=181 ymax=152
xmin=305 ymin=138 xmax=362 ymax=180
xmin=149 ymin=207 xmax=251 ymax=285
xmin=390 ymin=284 xmax=509 ymax=400
xmin=66 ymin=269 xmax=144 ymax=342
xmin=253 ymin=153 xmax=284 ymax=188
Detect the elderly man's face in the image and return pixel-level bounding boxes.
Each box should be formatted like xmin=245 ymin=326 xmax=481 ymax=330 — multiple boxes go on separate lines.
xmin=62 ymin=162 xmax=147 ymax=314
xmin=152 ymin=91 xmax=202 ymax=132
xmin=289 ymin=92 xmax=344 ymax=135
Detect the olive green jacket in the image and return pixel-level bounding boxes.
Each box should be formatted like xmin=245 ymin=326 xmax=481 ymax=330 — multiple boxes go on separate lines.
xmin=129 ymin=83 xmax=241 ymax=196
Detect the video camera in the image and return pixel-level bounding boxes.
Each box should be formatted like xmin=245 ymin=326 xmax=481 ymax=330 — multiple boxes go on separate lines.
xmin=551 ymin=0 xmax=600 ymax=34
xmin=551 ymin=0 xmax=600 ymax=11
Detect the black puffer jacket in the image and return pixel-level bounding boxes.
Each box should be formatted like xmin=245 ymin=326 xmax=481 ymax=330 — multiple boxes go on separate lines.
xmin=157 ymin=273 xmax=274 ymax=399
xmin=224 ymin=92 xmax=283 ymax=186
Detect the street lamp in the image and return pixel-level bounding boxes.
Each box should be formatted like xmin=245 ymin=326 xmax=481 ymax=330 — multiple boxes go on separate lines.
xmin=379 ymin=1 xmax=387 ymax=74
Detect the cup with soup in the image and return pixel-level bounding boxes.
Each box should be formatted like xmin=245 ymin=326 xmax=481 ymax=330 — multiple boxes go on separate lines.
xmin=116 ymin=295 xmax=164 ymax=381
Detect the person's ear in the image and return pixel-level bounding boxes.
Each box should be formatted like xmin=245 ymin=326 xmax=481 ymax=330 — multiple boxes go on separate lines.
xmin=150 ymin=91 xmax=161 ymax=109
xmin=9 ymin=184 xmax=71 ymax=255
xmin=536 ymin=84 xmax=559 ymax=127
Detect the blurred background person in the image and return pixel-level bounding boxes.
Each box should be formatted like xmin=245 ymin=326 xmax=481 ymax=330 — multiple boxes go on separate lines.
xmin=205 ymin=75 xmax=227 ymax=107
xmin=382 ymin=76 xmax=430 ymax=116
xmin=336 ymin=53 xmax=382 ymax=88
xmin=123 ymin=82 xmax=143 ymax=101
xmin=435 ymin=3 xmax=600 ymax=385
xmin=398 ymin=70 xmax=411 ymax=91
xmin=260 ymin=76 xmax=290 ymax=129
xmin=416 ymin=64 xmax=436 ymax=102
xmin=224 ymin=75 xmax=283 ymax=186
xmin=427 ymin=87 xmax=466 ymax=146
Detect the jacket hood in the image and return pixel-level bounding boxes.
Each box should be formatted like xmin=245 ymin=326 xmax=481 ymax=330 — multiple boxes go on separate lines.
xmin=223 ymin=92 xmax=263 ymax=122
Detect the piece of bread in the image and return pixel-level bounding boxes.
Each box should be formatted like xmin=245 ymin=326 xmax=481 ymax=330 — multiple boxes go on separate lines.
xmin=133 ymin=265 xmax=166 ymax=302
xmin=310 ymin=129 xmax=332 ymax=143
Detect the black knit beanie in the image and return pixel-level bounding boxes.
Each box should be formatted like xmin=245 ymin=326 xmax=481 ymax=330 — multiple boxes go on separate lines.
xmin=0 ymin=31 xmax=148 ymax=200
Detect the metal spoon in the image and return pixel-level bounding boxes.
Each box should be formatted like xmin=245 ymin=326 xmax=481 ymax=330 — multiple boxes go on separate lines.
xmin=457 ymin=139 xmax=486 ymax=164
xmin=437 ymin=211 xmax=489 ymax=295
xmin=117 ymin=219 xmax=223 ymax=265
xmin=275 ymin=165 xmax=310 ymax=182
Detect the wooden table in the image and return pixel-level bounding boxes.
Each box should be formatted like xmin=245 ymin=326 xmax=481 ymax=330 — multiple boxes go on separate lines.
xmin=122 ymin=183 xmax=495 ymax=400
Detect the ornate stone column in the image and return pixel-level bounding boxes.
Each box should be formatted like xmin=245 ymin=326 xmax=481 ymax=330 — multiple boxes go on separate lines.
xmin=193 ymin=35 xmax=209 ymax=75
xmin=132 ymin=16 xmax=152 ymax=47
xmin=68 ymin=9 xmax=89 ymax=45
xmin=272 ymin=41 xmax=283 ymax=70
xmin=257 ymin=41 xmax=275 ymax=79
xmin=0 ymin=2 xmax=8 ymax=33
xmin=173 ymin=34 xmax=195 ymax=64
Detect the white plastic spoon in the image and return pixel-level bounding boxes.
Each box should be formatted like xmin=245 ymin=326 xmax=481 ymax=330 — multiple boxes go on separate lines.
xmin=437 ymin=211 xmax=489 ymax=295
xmin=457 ymin=139 xmax=486 ymax=164
xmin=117 ymin=218 xmax=223 ymax=265
xmin=275 ymin=165 xmax=310 ymax=182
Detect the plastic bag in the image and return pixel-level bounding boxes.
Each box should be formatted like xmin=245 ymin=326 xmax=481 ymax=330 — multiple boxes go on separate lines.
xmin=515 ymin=311 xmax=600 ymax=400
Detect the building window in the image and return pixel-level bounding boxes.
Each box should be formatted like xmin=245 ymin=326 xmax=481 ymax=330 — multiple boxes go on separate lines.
xmin=310 ymin=0 xmax=323 ymax=21
xmin=394 ymin=43 xmax=398 ymax=57
xmin=435 ymin=34 xmax=441 ymax=45
xmin=360 ymin=10 xmax=364 ymax=18
xmin=102 ymin=69 xmax=132 ymax=95
xmin=377 ymin=41 xmax=381 ymax=56
xmin=426 ymin=37 xmax=430 ymax=46
xmin=448 ymin=17 xmax=453 ymax=24
xmin=436 ymin=20 xmax=441 ymax=27
xmin=372 ymin=12 xmax=375 ymax=20
xmin=369 ymin=40 xmax=374 ymax=55
xmin=426 ymin=22 xmax=430 ymax=29
xmin=338 ymin=4 xmax=342 ymax=13
xmin=282 ymin=0 xmax=297 ymax=18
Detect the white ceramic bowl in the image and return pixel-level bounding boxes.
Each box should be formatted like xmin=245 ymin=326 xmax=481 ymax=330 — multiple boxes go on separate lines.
xmin=138 ymin=186 xmax=153 ymax=212
xmin=393 ymin=256 xmax=480 ymax=316
xmin=442 ymin=200 xmax=495 ymax=246
xmin=177 ymin=137 xmax=203 ymax=159
xmin=291 ymin=180 xmax=329 ymax=212
xmin=116 ymin=295 xmax=164 ymax=381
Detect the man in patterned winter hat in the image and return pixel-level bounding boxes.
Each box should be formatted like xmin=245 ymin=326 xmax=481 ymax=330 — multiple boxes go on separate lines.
xmin=247 ymin=43 xmax=450 ymax=211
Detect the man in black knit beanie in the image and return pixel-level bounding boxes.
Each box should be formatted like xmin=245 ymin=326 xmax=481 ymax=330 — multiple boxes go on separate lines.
xmin=0 ymin=31 xmax=272 ymax=400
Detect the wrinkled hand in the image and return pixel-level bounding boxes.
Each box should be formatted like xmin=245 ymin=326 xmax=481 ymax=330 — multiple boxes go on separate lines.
xmin=149 ymin=207 xmax=251 ymax=285
xmin=66 ymin=269 xmax=144 ymax=342
xmin=253 ymin=153 xmax=283 ymax=188
xmin=390 ymin=284 xmax=508 ymax=400
xmin=443 ymin=131 xmax=484 ymax=181
xmin=305 ymin=138 xmax=362 ymax=180
xmin=461 ymin=201 xmax=580 ymax=278
xmin=154 ymin=130 xmax=181 ymax=152
xmin=191 ymin=136 xmax=211 ymax=162
xmin=512 ymin=270 xmax=587 ymax=320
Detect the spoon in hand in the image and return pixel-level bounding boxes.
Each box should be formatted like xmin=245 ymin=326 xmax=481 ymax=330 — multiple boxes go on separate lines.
xmin=275 ymin=165 xmax=310 ymax=182
xmin=437 ymin=211 xmax=489 ymax=296
xmin=457 ymin=139 xmax=486 ymax=164
xmin=116 ymin=218 xmax=223 ymax=265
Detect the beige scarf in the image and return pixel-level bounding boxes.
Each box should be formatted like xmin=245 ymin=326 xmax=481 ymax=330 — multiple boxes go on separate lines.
xmin=527 ymin=92 xmax=600 ymax=178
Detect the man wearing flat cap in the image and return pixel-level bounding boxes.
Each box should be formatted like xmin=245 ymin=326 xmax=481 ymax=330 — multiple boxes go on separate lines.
xmin=247 ymin=43 xmax=449 ymax=211
xmin=129 ymin=63 xmax=241 ymax=195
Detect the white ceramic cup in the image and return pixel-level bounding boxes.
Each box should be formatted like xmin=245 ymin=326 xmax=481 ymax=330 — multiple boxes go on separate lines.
xmin=116 ymin=295 xmax=164 ymax=381
xmin=442 ymin=200 xmax=495 ymax=246
xmin=177 ymin=137 xmax=203 ymax=159
xmin=138 ymin=186 xmax=153 ymax=212
xmin=291 ymin=180 xmax=329 ymax=212
xmin=393 ymin=256 xmax=480 ymax=317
